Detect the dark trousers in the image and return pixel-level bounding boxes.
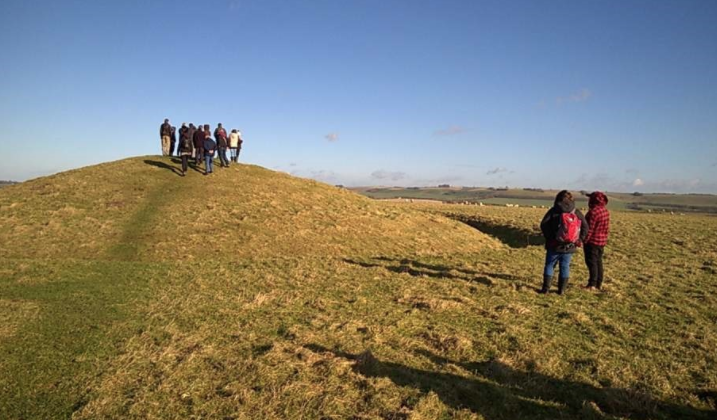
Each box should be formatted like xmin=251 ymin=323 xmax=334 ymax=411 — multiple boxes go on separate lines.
xmin=169 ymin=141 xmax=176 ymax=156
xmin=584 ymin=244 xmax=605 ymax=288
xmin=181 ymin=155 xmax=189 ymax=173
xmin=195 ymin=147 xmax=204 ymax=165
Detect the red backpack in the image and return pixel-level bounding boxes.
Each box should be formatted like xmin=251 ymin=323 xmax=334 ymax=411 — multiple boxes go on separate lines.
xmin=556 ymin=210 xmax=581 ymax=243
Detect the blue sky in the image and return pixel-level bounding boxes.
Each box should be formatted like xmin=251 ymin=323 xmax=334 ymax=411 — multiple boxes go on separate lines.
xmin=1 ymin=0 xmax=716 ymax=193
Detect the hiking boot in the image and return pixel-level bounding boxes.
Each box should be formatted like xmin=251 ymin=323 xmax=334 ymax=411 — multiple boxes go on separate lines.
xmin=539 ymin=275 xmax=553 ymax=294
xmin=558 ymin=277 xmax=569 ymax=295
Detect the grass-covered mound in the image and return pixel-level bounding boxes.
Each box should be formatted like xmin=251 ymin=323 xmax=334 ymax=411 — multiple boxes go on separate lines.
xmin=0 ymin=157 xmax=715 ymax=419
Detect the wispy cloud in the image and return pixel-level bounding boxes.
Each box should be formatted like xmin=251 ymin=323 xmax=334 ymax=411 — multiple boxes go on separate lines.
xmin=486 ymin=167 xmax=509 ymax=175
xmin=625 ymin=168 xmax=640 ymax=175
xmin=572 ymin=173 xmax=715 ymax=193
xmin=371 ymin=170 xmax=407 ymax=181
xmin=556 ymin=88 xmax=592 ymax=105
xmin=433 ymin=126 xmax=466 ymax=137
xmin=325 ymin=133 xmax=339 ymax=142
xmin=308 ymin=170 xmax=339 ymax=183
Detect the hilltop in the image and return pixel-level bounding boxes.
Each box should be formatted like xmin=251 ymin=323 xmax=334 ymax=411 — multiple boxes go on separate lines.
xmin=1 ymin=157 xmax=715 ymax=419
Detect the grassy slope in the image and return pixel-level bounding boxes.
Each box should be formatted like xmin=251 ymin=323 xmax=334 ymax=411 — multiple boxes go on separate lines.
xmin=1 ymin=157 xmax=715 ymax=419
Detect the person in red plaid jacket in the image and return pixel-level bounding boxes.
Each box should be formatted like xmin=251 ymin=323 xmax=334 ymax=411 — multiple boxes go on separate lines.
xmin=584 ymin=191 xmax=610 ymax=289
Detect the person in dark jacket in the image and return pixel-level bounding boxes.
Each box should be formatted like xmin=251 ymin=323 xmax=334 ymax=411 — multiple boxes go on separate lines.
xmin=169 ymin=125 xmax=177 ymax=156
xmin=539 ymin=190 xmax=589 ymax=295
xmin=193 ymin=126 xmax=205 ymax=166
xmin=203 ymin=136 xmax=217 ymax=175
xmin=178 ymin=126 xmax=193 ymax=176
xmin=584 ymin=191 xmax=610 ymax=290
xmin=187 ymin=124 xmax=196 ymax=157
xmin=160 ymin=119 xmax=172 ymax=156
xmin=178 ymin=123 xmax=189 ymax=157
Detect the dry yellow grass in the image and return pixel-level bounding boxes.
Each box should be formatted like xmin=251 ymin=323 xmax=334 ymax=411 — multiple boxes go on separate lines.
xmin=0 ymin=156 xmax=715 ymax=419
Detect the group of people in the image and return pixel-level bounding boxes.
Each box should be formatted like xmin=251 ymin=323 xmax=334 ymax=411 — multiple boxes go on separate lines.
xmin=539 ymin=190 xmax=611 ymax=295
xmin=160 ymin=119 xmax=244 ymax=176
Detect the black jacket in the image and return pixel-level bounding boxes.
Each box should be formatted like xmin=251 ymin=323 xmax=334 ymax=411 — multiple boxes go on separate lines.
xmin=160 ymin=122 xmax=172 ymax=137
xmin=179 ymin=126 xmax=190 ymax=142
xmin=193 ymin=130 xmax=206 ymax=148
xmin=540 ymin=199 xmax=588 ymax=253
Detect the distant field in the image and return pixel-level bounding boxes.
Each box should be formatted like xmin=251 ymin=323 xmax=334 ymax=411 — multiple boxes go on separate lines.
xmin=1 ymin=158 xmax=715 ymax=419
xmin=353 ymin=187 xmax=717 ymax=213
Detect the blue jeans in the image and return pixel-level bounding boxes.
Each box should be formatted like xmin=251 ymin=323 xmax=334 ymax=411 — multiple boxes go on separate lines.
xmin=204 ymin=155 xmax=214 ymax=173
xmin=218 ymin=148 xmax=229 ymax=166
xmin=544 ymin=250 xmax=572 ymax=279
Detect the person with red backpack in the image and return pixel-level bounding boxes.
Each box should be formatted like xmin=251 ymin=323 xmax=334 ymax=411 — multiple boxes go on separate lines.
xmin=539 ymin=190 xmax=589 ymax=295
xmin=214 ymin=123 xmax=230 ymax=167
xmin=584 ymin=191 xmax=610 ymax=290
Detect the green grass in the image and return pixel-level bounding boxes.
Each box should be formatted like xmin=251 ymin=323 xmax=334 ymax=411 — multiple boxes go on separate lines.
xmin=0 ymin=156 xmax=715 ymax=419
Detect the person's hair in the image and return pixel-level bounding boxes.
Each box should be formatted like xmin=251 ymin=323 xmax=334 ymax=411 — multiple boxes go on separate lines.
xmin=554 ymin=190 xmax=573 ymax=205
xmin=164 ymin=118 xmax=169 ymax=123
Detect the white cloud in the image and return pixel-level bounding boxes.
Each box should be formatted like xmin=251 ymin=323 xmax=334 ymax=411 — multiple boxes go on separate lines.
xmin=633 ymin=178 xmax=644 ymax=187
xmin=433 ymin=126 xmax=467 ymax=137
xmin=557 ymin=88 xmax=592 ymax=105
xmin=325 ymin=133 xmax=339 ymax=142
xmin=371 ymin=170 xmax=407 ymax=181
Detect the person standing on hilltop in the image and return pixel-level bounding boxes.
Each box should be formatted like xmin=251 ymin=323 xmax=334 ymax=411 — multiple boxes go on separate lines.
xmin=178 ymin=125 xmax=193 ymax=176
xmin=187 ymin=124 xmax=196 ymax=157
xmin=214 ymin=123 xmax=229 ymax=167
xmin=228 ymin=129 xmax=241 ymax=163
xmin=178 ymin=123 xmax=189 ymax=157
xmin=539 ymin=190 xmax=589 ymax=295
xmin=169 ymin=125 xmax=177 ymax=156
xmin=203 ymin=135 xmax=217 ymax=175
xmin=160 ymin=118 xmax=172 ymax=156
xmin=583 ymin=191 xmax=610 ymax=290
xmin=193 ymin=125 xmax=205 ymax=166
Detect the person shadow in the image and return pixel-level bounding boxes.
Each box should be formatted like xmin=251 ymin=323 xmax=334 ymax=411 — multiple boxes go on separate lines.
xmin=304 ymin=344 xmax=714 ymax=419
xmin=144 ymin=159 xmax=183 ymax=176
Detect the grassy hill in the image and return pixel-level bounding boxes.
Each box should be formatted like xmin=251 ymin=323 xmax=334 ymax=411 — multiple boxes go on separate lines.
xmin=1 ymin=157 xmax=715 ymax=419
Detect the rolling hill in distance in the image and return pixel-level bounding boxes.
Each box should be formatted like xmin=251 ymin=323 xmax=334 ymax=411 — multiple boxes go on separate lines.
xmin=1 ymin=156 xmax=715 ymax=419
xmin=352 ymin=186 xmax=717 ymax=213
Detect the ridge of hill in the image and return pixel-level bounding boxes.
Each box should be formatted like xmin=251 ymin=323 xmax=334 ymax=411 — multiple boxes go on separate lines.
xmin=1 ymin=156 xmax=715 ymax=419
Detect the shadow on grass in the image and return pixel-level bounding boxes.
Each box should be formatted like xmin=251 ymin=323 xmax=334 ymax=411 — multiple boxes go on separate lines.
xmin=343 ymin=257 xmax=524 ymax=287
xmin=447 ymin=214 xmax=544 ymax=249
xmin=172 ymin=157 xmax=205 ymax=174
xmin=305 ymin=344 xmax=714 ymax=420
xmin=143 ymin=159 xmax=183 ymax=176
